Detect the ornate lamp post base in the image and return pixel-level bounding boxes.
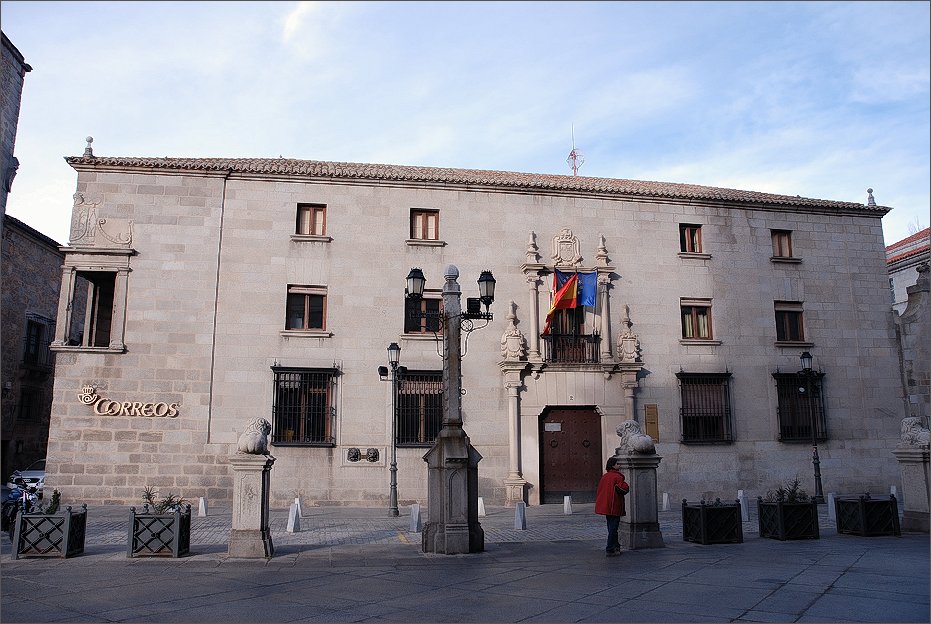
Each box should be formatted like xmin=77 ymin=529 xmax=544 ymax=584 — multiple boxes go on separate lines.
xmin=422 ymin=426 xmax=484 ymax=554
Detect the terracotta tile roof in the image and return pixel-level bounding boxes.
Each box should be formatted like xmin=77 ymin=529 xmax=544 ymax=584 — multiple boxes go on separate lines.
xmin=65 ymin=154 xmax=885 ymax=213
xmin=886 ymin=227 xmax=930 ymax=252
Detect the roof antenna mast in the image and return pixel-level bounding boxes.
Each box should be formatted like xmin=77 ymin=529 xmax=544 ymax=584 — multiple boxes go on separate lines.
xmin=567 ymin=125 xmax=584 ymax=176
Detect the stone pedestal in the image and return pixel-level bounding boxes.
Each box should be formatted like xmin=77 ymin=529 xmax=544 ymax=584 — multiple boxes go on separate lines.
xmin=228 ymin=453 xmax=276 ymax=558
xmin=504 ymin=478 xmax=528 ymax=507
xmin=422 ymin=426 xmax=484 ymax=554
xmin=892 ymin=446 xmax=930 ymax=532
xmin=617 ymin=453 xmax=665 ymax=549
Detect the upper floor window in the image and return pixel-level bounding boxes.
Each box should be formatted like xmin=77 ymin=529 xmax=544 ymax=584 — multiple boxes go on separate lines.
xmin=17 ymin=386 xmax=44 ymax=422
xmin=679 ymin=224 xmax=703 ymax=254
xmin=397 ymin=370 xmax=443 ymax=446
xmin=771 ymin=229 xmax=793 ymax=259
xmin=296 ymin=204 xmax=326 ymax=236
xmin=680 ymin=298 xmax=713 ymax=340
xmin=404 ymin=291 xmax=443 ymax=334
xmin=410 ymin=209 xmax=439 ymax=241
xmin=774 ymin=301 xmax=805 ymax=343
xmin=676 ymin=372 xmax=733 ymax=444
xmin=271 ymin=367 xmax=337 ymax=446
xmin=22 ymin=315 xmax=53 ymax=369
xmin=286 ymin=286 xmax=327 ymax=331
xmin=773 ymin=372 xmax=826 ymax=443
xmin=65 ymin=271 xmax=116 ymax=348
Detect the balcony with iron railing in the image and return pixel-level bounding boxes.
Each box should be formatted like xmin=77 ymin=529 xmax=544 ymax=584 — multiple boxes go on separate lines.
xmin=541 ymin=333 xmax=601 ymax=364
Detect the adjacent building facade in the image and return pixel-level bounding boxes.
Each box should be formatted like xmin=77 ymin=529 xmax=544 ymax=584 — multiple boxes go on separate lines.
xmin=44 ymin=148 xmax=905 ymax=508
xmin=887 ymin=227 xmax=930 ymax=314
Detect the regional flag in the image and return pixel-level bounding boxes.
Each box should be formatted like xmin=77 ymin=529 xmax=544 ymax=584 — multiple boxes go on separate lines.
xmin=542 ymin=272 xmax=578 ymax=334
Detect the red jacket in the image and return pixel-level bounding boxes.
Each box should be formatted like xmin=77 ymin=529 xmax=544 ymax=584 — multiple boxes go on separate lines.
xmin=594 ymin=469 xmax=629 ymax=516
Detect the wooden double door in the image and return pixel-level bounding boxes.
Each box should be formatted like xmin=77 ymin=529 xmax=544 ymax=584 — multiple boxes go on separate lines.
xmin=540 ymin=407 xmax=603 ymax=504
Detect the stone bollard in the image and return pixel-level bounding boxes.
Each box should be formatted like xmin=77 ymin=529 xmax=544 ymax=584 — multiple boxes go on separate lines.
xmin=410 ymin=503 xmax=423 ymax=532
xmin=294 ymin=496 xmax=303 ymax=518
xmin=198 ymin=496 xmax=208 ymax=517
xmin=478 ymin=496 xmax=486 ymax=517
xmin=890 ymin=485 xmax=897 ymax=498
xmin=827 ymin=493 xmax=836 ymax=522
xmin=563 ymin=495 xmax=572 ymax=515
xmin=286 ymin=502 xmax=301 ymax=533
xmin=514 ymin=501 xmax=527 ymax=530
xmin=662 ymin=492 xmax=669 ymax=512
xmin=737 ymin=490 xmax=750 ymax=521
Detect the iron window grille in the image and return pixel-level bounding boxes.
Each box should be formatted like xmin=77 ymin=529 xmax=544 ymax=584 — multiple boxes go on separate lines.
xmin=271 ymin=368 xmax=338 ymax=446
xmin=22 ymin=316 xmax=53 ymax=370
xmin=773 ymin=372 xmax=827 ymax=442
xmin=17 ymin=386 xmax=44 ymax=422
xmin=676 ymin=372 xmax=734 ymax=444
xmin=397 ymin=370 xmax=443 ymax=446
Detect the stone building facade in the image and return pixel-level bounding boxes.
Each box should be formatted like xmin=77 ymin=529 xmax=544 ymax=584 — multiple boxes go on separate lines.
xmin=1 ymin=31 xmax=31 ymax=221
xmin=1 ymin=214 xmax=64 ymax=481
xmin=887 ymin=227 xmax=930 ymax=314
xmin=44 ymin=148 xmax=905 ymax=508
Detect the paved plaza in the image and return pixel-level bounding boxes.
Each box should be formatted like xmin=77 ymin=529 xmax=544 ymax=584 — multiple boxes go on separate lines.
xmin=1 ymin=501 xmax=928 ymax=623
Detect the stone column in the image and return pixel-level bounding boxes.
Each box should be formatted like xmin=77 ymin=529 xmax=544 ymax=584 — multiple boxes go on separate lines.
xmin=502 ymin=375 xmax=528 ymax=505
xmin=616 ymin=453 xmax=665 ymax=549
xmin=228 ymin=453 xmax=276 ymax=558
xmin=526 ymin=274 xmax=542 ymax=361
xmin=892 ymin=445 xmax=930 ymax=532
xmin=598 ymin=273 xmax=612 ymax=362
xmin=52 ymin=266 xmax=76 ymax=347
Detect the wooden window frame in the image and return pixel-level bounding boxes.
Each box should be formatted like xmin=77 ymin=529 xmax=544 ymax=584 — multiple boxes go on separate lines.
xmin=774 ymin=301 xmax=805 ymax=343
xmin=680 ymin=298 xmax=713 ymax=340
xmin=404 ymin=291 xmax=443 ymax=334
xmin=679 ymin=224 xmax=703 ymax=254
xmin=286 ymin=286 xmax=327 ymax=331
xmin=771 ymin=229 xmax=793 ymax=258
xmin=296 ymin=204 xmax=327 ymax=236
xmin=410 ymin=209 xmax=440 ymax=241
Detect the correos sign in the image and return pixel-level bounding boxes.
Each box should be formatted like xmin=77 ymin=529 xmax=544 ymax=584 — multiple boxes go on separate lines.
xmin=78 ymin=385 xmax=179 ymax=417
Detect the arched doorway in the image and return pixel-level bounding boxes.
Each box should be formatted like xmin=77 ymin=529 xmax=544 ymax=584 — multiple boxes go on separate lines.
xmin=539 ymin=407 xmax=603 ymax=503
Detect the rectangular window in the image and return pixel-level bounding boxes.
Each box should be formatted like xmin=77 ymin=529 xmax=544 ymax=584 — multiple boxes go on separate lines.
xmin=69 ymin=271 xmax=115 ymax=348
xmin=17 ymin=387 xmax=44 ymax=422
xmin=286 ymin=286 xmax=327 ymax=330
xmin=774 ymin=373 xmax=826 ymax=442
xmin=774 ymin=301 xmax=805 ymax=342
xmin=771 ymin=230 xmax=793 ymax=258
xmin=296 ymin=204 xmax=326 ymax=236
xmin=404 ymin=293 xmax=443 ymax=334
xmin=410 ymin=209 xmax=439 ymax=240
xmin=680 ymin=299 xmax=713 ymax=339
xmin=22 ymin=316 xmax=52 ymax=368
xmin=679 ymin=224 xmax=703 ymax=253
xmin=271 ymin=368 xmax=337 ymax=445
xmin=676 ymin=373 xmax=733 ymax=443
xmin=397 ymin=370 xmax=443 ymax=446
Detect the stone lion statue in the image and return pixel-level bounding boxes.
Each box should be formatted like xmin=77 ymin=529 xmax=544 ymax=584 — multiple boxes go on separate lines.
xmin=900 ymin=417 xmax=930 ymax=448
xmin=237 ymin=417 xmax=272 ymax=454
xmin=616 ymin=419 xmax=656 ymax=455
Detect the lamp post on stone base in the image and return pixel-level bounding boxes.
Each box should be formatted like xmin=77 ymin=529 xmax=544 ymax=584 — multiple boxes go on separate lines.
xmin=406 ymin=265 xmax=495 ymax=554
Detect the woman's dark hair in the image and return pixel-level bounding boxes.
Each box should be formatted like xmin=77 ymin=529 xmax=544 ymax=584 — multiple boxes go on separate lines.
xmin=605 ymin=457 xmax=618 ymax=471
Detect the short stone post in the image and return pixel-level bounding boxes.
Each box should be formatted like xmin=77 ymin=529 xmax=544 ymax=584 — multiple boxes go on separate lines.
xmin=563 ymin=495 xmax=572 ymax=514
xmin=198 ymin=496 xmax=208 ymax=517
xmin=410 ymin=503 xmax=423 ymax=532
xmin=228 ymin=417 xmax=276 ymax=558
xmin=286 ymin=502 xmax=301 ymax=533
xmin=294 ymin=496 xmax=303 ymax=518
xmin=478 ymin=496 xmax=486 ymax=517
xmin=737 ymin=490 xmax=750 ymax=521
xmin=892 ymin=423 xmax=930 ymax=532
xmin=661 ymin=492 xmax=669 ymax=511
xmin=827 ymin=493 xmax=836 ymax=522
xmin=514 ymin=501 xmax=527 ymax=530
xmin=614 ymin=419 xmax=664 ymax=549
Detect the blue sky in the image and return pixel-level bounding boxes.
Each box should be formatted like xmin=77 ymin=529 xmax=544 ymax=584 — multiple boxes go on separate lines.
xmin=3 ymin=1 xmax=928 ymax=245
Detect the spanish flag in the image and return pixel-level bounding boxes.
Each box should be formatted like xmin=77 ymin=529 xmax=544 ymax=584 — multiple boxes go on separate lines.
xmin=542 ymin=272 xmax=578 ymax=334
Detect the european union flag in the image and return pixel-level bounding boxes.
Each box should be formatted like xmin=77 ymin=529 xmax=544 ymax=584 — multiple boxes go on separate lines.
xmin=555 ymin=271 xmax=597 ymax=307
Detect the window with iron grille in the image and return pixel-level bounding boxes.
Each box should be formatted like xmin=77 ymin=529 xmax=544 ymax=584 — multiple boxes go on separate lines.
xmin=22 ymin=316 xmax=53 ymax=369
xmin=680 ymin=298 xmax=713 ymax=340
xmin=397 ymin=370 xmax=443 ymax=446
xmin=679 ymin=224 xmax=703 ymax=253
xmin=773 ymin=372 xmax=826 ymax=442
xmin=404 ymin=293 xmax=443 ymax=334
xmin=296 ymin=204 xmax=326 ymax=236
xmin=774 ymin=301 xmax=805 ymax=342
xmin=285 ymin=285 xmax=327 ymax=330
xmin=17 ymin=387 xmax=44 ymax=422
xmin=676 ymin=372 xmax=733 ymax=443
xmin=271 ymin=368 xmax=337 ymax=445
xmin=410 ymin=209 xmax=439 ymax=240
xmin=771 ymin=229 xmax=793 ymax=258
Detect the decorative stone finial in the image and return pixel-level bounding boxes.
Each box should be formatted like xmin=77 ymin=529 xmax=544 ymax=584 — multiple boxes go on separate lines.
xmin=500 ymin=301 xmax=528 ymax=361
xmin=84 ymin=136 xmax=94 ymax=158
xmin=616 ymin=304 xmax=641 ymax=363
xmin=867 ymin=188 xmax=876 ymax=207
xmin=596 ymin=234 xmax=609 ymax=266
xmin=526 ymin=231 xmax=540 ymax=264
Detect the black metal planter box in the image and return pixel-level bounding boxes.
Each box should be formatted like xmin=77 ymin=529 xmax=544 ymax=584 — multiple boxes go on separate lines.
xmin=757 ymin=499 xmax=820 ymax=540
xmin=682 ymin=499 xmax=743 ymax=545
xmin=835 ymin=494 xmax=901 ymax=537
xmin=128 ymin=504 xmax=192 ymax=557
xmin=12 ymin=504 xmax=88 ymax=559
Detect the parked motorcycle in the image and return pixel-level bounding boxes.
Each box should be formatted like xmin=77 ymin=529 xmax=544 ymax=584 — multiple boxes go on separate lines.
xmin=1 ymin=477 xmax=40 ymax=541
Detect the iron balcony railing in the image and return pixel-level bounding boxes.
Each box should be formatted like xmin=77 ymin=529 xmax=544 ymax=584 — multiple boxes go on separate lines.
xmin=541 ymin=333 xmax=601 ymax=364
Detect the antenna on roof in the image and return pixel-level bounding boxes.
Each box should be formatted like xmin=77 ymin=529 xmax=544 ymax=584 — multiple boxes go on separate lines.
xmin=567 ymin=125 xmax=584 ymax=176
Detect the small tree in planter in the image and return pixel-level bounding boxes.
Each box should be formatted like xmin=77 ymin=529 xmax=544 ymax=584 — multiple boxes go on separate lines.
xmin=757 ymin=477 xmax=820 ymax=541
xmin=127 ymin=487 xmax=191 ymax=557
xmin=12 ymin=489 xmax=88 ymax=559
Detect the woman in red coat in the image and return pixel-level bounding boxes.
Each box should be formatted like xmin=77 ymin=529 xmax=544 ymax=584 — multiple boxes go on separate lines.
xmin=595 ymin=456 xmax=630 ymax=556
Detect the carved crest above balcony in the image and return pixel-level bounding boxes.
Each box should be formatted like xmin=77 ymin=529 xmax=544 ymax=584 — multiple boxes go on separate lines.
xmin=69 ymin=192 xmax=133 ymax=248
xmin=551 ymin=227 xmax=582 ymax=267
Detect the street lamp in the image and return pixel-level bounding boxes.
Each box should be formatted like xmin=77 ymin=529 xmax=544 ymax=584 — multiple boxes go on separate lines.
xmin=378 ymin=342 xmax=405 ymax=517
xmin=406 ymin=265 xmax=495 ymax=554
xmin=798 ymin=351 xmax=825 ymax=504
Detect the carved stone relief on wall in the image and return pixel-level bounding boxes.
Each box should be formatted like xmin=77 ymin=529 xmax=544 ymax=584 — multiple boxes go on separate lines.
xmin=69 ymin=192 xmax=134 ymax=248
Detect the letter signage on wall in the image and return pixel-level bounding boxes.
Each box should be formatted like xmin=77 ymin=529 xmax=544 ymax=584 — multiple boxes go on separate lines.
xmin=78 ymin=385 xmax=179 ymax=417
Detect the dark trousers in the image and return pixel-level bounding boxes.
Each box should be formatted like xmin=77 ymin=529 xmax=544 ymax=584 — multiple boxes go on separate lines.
xmin=605 ymin=515 xmax=621 ymax=553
